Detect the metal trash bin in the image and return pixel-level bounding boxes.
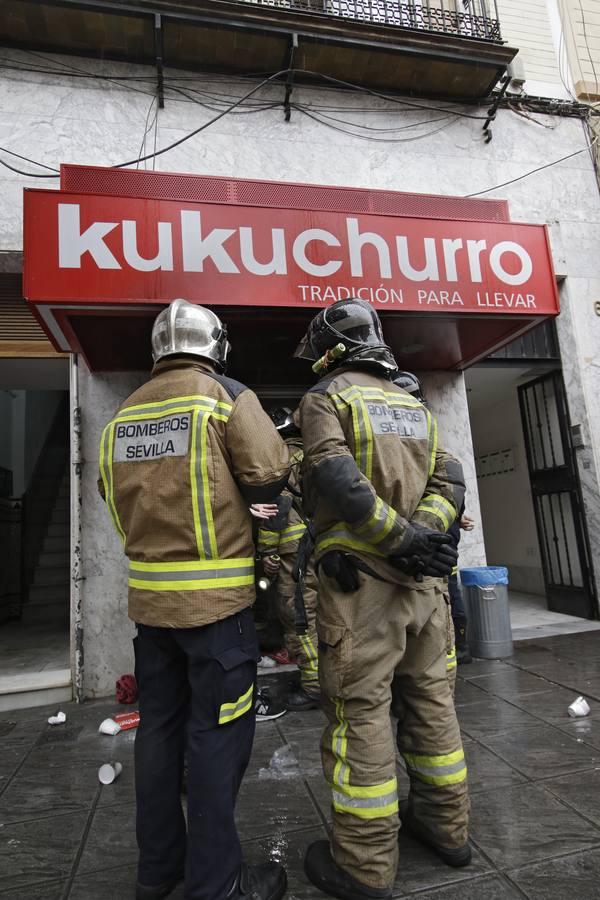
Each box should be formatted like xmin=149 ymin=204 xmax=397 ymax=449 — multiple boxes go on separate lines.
xmin=459 ymin=566 xmax=513 ymax=659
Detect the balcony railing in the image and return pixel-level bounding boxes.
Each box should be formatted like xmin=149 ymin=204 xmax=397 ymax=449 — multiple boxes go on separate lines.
xmin=237 ymin=0 xmax=503 ymax=42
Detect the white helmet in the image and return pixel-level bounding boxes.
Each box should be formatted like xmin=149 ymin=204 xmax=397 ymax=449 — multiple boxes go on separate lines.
xmin=151 ymin=299 xmax=231 ymax=371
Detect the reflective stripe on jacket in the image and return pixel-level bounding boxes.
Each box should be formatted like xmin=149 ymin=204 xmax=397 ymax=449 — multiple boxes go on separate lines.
xmin=98 ymin=358 xmax=289 ymax=628
xmin=299 ymin=368 xmax=465 ymax=579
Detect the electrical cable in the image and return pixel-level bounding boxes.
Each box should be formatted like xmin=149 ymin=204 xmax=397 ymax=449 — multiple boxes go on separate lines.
xmin=0 ymin=146 xmax=59 ymax=173
xmin=292 ymin=104 xmax=458 ymax=142
xmin=465 ymin=142 xmax=596 ymax=197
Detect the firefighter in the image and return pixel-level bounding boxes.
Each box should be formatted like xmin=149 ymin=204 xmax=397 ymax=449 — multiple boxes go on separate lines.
xmin=295 ymin=299 xmax=470 ymax=900
xmin=392 ymin=372 xmax=459 ymax=688
xmin=98 ymin=299 xmax=290 ymax=900
xmin=257 ymin=407 xmax=320 ymax=711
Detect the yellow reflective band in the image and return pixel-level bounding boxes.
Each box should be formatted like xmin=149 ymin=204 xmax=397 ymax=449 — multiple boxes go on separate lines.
xmin=128 ymin=557 xmax=255 ymax=592
xmin=299 ymin=634 xmax=319 ymax=673
xmin=451 ymin=566 xmax=458 ymax=577
xmin=317 ymin=525 xmax=385 ymax=558
xmin=129 ymin=575 xmax=254 ymax=591
xmin=446 ymin=647 xmax=457 ymax=671
xmin=200 ymin=412 xmax=218 ymax=558
xmin=415 ymin=491 xmax=457 ymax=530
xmin=336 ymin=386 xmax=423 ymax=408
xmin=427 ymin=411 xmax=438 ymax=478
xmin=280 ymin=523 xmax=307 ymax=545
xmin=257 ymin=529 xmax=280 ymax=554
xmin=403 ymin=749 xmax=467 ymax=786
xmin=332 ymin=777 xmax=398 ymax=819
xmin=333 ymin=698 xmax=350 ymax=787
xmin=99 ymin=421 xmax=126 ymax=544
xmin=118 ymin=394 xmax=232 ymax=417
xmin=218 ymin=683 xmax=254 ymax=725
xmin=129 ymin=558 xmax=254 ymax=572
xmin=355 ymin=497 xmax=398 ymax=545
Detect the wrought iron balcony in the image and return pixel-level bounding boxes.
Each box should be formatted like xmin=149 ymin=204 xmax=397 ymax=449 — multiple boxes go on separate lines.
xmin=238 ymin=0 xmax=503 ymax=43
xmin=1 ymin=0 xmax=516 ymax=99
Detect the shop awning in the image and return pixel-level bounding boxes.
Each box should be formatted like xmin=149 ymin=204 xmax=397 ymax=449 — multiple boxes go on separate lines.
xmin=23 ymin=165 xmax=560 ymax=382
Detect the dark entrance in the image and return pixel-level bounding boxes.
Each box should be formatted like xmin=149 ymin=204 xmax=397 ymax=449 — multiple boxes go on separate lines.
xmin=518 ymin=372 xmax=595 ymax=618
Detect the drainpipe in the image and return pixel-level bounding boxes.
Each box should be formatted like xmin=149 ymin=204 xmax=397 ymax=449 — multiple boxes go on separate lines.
xmin=70 ymin=353 xmax=84 ymax=703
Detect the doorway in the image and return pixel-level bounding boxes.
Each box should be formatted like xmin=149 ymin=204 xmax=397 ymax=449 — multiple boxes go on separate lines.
xmin=0 ymin=358 xmax=72 ymax=710
xmin=466 ymin=355 xmax=599 ymax=637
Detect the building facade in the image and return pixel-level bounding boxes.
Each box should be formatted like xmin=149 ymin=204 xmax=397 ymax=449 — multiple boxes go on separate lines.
xmin=1 ymin=0 xmax=600 ymax=702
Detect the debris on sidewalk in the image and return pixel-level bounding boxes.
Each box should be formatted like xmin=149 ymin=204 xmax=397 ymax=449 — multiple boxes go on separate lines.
xmin=99 ymin=717 xmax=121 ymax=735
xmin=98 ymin=762 xmax=123 ymax=785
xmin=568 ymin=696 xmax=591 ymax=718
xmin=98 ymin=710 xmax=140 ymax=736
xmin=259 ymin=743 xmax=300 ymax=780
xmin=116 ymin=673 xmax=138 ymax=704
xmin=47 ymin=711 xmax=66 ymax=726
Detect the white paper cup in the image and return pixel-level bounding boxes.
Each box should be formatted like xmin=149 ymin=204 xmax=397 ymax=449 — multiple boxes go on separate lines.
xmin=568 ymin=696 xmax=591 ymax=718
xmin=98 ymin=718 xmax=121 ymax=736
xmin=98 ymin=762 xmax=123 ymax=785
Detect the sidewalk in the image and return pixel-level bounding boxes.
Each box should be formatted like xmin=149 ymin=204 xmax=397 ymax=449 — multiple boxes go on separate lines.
xmin=1 ymin=630 xmax=600 ymax=899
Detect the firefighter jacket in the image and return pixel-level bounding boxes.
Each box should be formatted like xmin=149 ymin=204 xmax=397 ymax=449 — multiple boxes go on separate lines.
xmin=299 ymin=367 xmax=465 ymax=583
xmin=98 ymin=358 xmax=290 ymax=628
xmin=257 ymin=437 xmax=307 ymax=559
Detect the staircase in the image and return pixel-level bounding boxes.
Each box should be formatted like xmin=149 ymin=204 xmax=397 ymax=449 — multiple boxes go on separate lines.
xmin=22 ymin=472 xmax=70 ymax=624
xmin=21 ymin=400 xmax=70 ymax=626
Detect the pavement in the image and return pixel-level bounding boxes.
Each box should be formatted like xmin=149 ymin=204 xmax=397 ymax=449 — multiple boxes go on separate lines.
xmin=2 ymin=630 xmax=600 ymax=899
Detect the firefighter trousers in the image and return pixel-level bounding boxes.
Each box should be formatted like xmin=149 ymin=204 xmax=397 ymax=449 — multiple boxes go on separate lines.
xmin=276 ymin=552 xmax=320 ymax=695
xmin=134 ymin=609 xmax=259 ymax=900
xmin=317 ymin=570 xmax=469 ymax=890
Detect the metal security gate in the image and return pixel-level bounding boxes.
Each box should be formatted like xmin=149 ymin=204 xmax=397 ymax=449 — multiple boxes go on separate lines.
xmin=518 ymin=372 xmax=595 ymax=618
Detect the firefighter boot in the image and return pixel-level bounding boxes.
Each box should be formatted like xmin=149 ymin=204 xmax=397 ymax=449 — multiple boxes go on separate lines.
xmin=453 ymin=616 xmax=472 ymax=665
xmin=285 ymin=687 xmax=321 ymax=711
xmin=399 ymin=801 xmax=471 ymax=868
xmin=229 ymin=862 xmax=288 ymax=900
xmin=304 ymin=841 xmax=392 ymax=900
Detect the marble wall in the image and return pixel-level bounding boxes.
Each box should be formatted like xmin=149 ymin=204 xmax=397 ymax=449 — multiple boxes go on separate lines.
xmin=2 ymin=49 xmax=600 ymax=692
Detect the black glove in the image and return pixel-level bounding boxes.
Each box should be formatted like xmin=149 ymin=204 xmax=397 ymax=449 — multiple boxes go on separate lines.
xmin=391 ymin=525 xmax=458 ymax=579
xmin=320 ymin=551 xmax=360 ymax=593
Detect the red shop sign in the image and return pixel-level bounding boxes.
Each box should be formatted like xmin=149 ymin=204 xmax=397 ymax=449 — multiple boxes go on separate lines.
xmin=24 ymin=189 xmax=559 ymax=316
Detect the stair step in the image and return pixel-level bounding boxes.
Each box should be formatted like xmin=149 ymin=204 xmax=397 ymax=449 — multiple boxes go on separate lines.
xmin=42 ymin=536 xmax=69 ymax=553
xmin=50 ymin=509 xmax=70 ymax=525
xmin=32 ymin=567 xmax=69 ymax=587
xmin=0 ymin=669 xmax=72 ymax=713
xmin=28 ymin=584 xmax=69 ymax=604
xmin=21 ymin=601 xmax=69 ymax=626
xmin=38 ymin=552 xmax=70 ymax=569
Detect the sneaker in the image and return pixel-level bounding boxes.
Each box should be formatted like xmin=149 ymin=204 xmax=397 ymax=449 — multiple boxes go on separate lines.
xmin=267 ymin=649 xmax=292 ymax=666
xmin=285 ymin=688 xmax=321 ymax=711
xmin=258 ymin=656 xmax=277 ymax=669
xmin=255 ymin=688 xmax=287 ymax=722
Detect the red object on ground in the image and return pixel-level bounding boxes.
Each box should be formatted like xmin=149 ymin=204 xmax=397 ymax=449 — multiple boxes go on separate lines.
xmin=113 ymin=710 xmax=140 ymax=730
xmin=267 ymin=649 xmax=293 ymax=666
xmin=116 ymin=673 xmax=138 ymax=704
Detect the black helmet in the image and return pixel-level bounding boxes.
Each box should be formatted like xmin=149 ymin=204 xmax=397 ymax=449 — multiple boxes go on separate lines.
xmin=269 ymin=406 xmax=297 ymax=436
xmin=392 ymin=370 xmax=426 ymax=404
xmin=294 ymin=299 xmax=396 ymax=374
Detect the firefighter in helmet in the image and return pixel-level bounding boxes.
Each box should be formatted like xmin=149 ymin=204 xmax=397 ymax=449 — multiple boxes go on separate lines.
xmin=391 ymin=371 xmax=461 ymax=688
xmin=295 ymin=299 xmax=470 ymax=899
xmin=257 ymin=406 xmax=320 ymax=710
xmin=98 ymin=299 xmax=290 ymax=900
